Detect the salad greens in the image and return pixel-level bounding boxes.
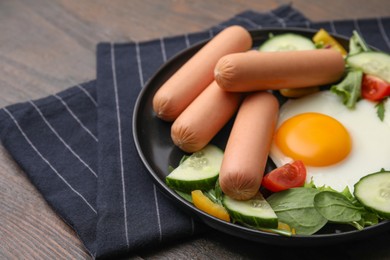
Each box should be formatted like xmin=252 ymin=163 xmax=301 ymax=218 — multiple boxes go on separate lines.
xmin=330 ymin=30 xmax=369 ymax=109
xmin=267 ymin=187 xmax=327 ymax=235
xmin=169 ymin=147 xmax=386 ymax=236
xmin=266 ymin=182 xmax=381 ymax=235
xmin=349 ymin=30 xmax=370 ymax=55
xmin=375 ymin=98 xmax=387 ymax=121
xmin=314 ymin=191 xmax=363 ymax=224
xmin=174 ymin=169 xmax=383 ymax=236
xmin=330 ymin=69 xmax=362 ymax=109
xmin=331 ymin=30 xmax=388 ymax=120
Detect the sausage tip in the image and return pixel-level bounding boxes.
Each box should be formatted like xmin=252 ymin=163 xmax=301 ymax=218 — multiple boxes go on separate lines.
xmin=219 ymin=170 xmax=260 ymax=200
xmin=171 ymin=123 xmax=203 ymax=153
xmin=214 ymin=55 xmax=236 ymax=90
xmin=153 ymin=93 xmax=178 ymax=121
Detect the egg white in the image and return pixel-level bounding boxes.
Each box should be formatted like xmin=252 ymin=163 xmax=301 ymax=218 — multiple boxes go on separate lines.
xmin=269 ymin=90 xmax=390 ymax=192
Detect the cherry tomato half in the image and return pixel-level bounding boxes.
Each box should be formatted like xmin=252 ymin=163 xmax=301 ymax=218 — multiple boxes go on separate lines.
xmin=361 ymin=74 xmax=390 ymax=101
xmin=262 ymin=160 xmax=306 ymax=192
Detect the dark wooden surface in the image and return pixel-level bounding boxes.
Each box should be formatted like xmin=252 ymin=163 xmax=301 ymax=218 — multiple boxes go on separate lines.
xmin=1 ymin=1 xmax=390 ymax=259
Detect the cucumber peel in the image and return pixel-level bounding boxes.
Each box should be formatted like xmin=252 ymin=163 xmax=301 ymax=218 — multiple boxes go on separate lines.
xmin=165 ymin=144 xmax=223 ymax=193
xmin=347 ymin=51 xmax=390 ymax=83
xmin=223 ymin=192 xmax=278 ymax=228
xmin=354 ymin=170 xmax=390 ymax=219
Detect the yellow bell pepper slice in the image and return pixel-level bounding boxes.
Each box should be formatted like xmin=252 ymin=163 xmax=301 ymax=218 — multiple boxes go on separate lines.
xmin=313 ymin=28 xmax=347 ymax=56
xmin=191 ymin=190 xmax=230 ymax=222
xmin=278 ymin=222 xmax=296 ymax=235
xmin=279 ymin=86 xmax=320 ymax=98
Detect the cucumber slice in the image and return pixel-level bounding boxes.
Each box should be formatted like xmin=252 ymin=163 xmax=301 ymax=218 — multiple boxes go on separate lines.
xmin=222 ymin=192 xmax=278 ymax=228
xmin=166 ymin=144 xmax=223 ymax=192
xmin=347 ymin=51 xmax=390 ymax=83
xmin=259 ymin=33 xmax=316 ymax=52
xmin=354 ymin=171 xmax=390 ymax=219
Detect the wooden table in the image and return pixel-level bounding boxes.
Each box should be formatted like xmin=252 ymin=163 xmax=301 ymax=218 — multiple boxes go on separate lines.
xmin=1 ymin=1 xmax=390 ymax=259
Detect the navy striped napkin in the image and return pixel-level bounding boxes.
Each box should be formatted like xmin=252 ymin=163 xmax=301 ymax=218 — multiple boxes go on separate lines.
xmin=0 ymin=4 xmax=389 ymax=259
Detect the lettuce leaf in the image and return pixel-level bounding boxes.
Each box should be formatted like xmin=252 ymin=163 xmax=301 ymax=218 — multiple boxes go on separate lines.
xmin=330 ymin=69 xmax=363 ymax=109
xmin=349 ymin=30 xmax=370 ymax=55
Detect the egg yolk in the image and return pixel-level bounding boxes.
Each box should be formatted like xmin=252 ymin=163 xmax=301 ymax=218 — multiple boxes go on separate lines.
xmin=275 ymin=113 xmax=352 ymax=167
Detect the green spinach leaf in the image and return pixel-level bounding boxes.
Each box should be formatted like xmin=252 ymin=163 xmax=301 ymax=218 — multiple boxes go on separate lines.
xmin=375 ymin=99 xmax=386 ymax=122
xmin=175 ymin=190 xmax=193 ymax=203
xmin=314 ymin=191 xmax=363 ymax=224
xmin=267 ymin=188 xmax=327 ymax=235
xmin=360 ymin=211 xmax=379 ymax=227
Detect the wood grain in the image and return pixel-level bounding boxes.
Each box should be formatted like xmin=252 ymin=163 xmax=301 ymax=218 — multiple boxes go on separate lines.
xmin=1 ymin=1 xmax=389 ymax=259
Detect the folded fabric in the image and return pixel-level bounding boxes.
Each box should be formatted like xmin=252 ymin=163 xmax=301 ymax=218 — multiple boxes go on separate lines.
xmin=0 ymin=4 xmax=389 ymax=259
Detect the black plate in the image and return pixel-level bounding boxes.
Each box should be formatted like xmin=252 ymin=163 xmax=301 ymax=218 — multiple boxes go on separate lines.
xmin=133 ymin=28 xmax=390 ymax=246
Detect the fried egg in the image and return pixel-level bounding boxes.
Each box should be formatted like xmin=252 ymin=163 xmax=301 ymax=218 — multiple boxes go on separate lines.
xmin=269 ymin=90 xmax=390 ymax=192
